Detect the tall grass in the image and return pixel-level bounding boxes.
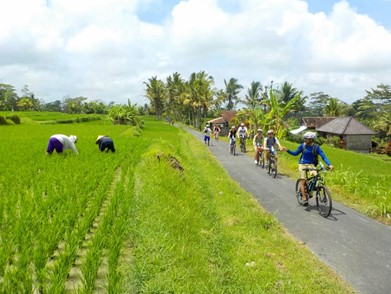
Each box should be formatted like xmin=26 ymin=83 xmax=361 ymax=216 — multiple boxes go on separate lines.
xmin=0 ymin=116 xmax=354 ymax=293
xmin=122 ymin=118 xmax=353 ymax=293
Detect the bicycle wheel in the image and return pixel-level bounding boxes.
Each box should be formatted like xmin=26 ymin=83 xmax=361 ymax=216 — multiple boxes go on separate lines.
xmin=272 ymin=160 xmax=277 ymax=178
xmin=233 ymin=143 xmax=236 ymax=156
xmin=295 ymin=179 xmax=305 ymax=205
xmin=316 ymin=185 xmax=332 ymax=218
xmin=260 ymin=153 xmax=265 ymax=169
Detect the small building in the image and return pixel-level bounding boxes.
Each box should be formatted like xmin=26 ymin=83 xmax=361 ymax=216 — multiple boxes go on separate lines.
xmin=316 ymin=116 xmax=376 ymax=153
xmin=208 ymin=111 xmax=237 ymax=136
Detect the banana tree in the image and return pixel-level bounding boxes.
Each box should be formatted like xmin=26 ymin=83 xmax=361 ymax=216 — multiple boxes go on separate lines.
xmin=267 ymin=89 xmax=301 ymax=139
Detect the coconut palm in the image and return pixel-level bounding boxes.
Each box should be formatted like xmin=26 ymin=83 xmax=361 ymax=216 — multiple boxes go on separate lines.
xmin=241 ymin=81 xmax=262 ymax=111
xmin=324 ymin=98 xmax=347 ymax=117
xmin=144 ymin=76 xmax=166 ymax=119
xmin=184 ymin=71 xmax=214 ymax=129
xmin=166 ymin=72 xmax=185 ymax=121
xmin=223 ymin=78 xmax=243 ymax=110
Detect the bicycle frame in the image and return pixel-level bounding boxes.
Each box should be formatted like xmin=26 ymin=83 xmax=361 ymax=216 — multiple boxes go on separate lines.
xmin=265 ymin=146 xmax=277 ymax=178
xmin=295 ymin=163 xmax=332 ymax=217
xmin=239 ymin=136 xmax=246 ymax=152
xmin=230 ymin=138 xmax=236 ymax=155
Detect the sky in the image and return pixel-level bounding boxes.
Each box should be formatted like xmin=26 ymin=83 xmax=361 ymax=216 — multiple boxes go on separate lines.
xmin=1 ymin=0 xmax=391 ymax=106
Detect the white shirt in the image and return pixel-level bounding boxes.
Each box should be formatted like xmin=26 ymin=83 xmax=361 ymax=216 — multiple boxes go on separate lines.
xmin=203 ymin=127 xmax=212 ymax=136
xmin=51 ymin=134 xmax=78 ymax=154
xmin=237 ymin=126 xmax=248 ymax=138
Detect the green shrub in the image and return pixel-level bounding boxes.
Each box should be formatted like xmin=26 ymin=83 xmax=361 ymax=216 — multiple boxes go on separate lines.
xmin=0 ymin=116 xmax=14 ymax=125
xmin=56 ymin=119 xmax=74 ymax=124
xmin=6 ymin=115 xmax=21 ymax=124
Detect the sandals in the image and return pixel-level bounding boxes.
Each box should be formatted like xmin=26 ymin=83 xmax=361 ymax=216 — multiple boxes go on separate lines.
xmin=303 ymin=199 xmax=309 ymax=206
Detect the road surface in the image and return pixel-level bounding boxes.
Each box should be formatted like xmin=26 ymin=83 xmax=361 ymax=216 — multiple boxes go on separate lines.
xmin=186 ymin=127 xmax=391 ymax=294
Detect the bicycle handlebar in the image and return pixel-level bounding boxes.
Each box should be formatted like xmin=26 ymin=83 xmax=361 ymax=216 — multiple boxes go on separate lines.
xmin=303 ymin=163 xmax=327 ymax=172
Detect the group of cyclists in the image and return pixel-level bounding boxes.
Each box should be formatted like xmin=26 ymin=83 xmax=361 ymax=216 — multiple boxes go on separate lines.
xmin=227 ymin=123 xmax=282 ymax=166
xmin=220 ymin=123 xmax=334 ymax=206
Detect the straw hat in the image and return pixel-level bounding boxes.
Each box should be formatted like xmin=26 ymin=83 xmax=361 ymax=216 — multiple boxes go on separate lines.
xmin=96 ymin=135 xmax=104 ymax=143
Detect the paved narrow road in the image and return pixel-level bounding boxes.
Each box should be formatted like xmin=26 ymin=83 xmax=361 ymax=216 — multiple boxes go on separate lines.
xmin=186 ymin=128 xmax=391 ymax=294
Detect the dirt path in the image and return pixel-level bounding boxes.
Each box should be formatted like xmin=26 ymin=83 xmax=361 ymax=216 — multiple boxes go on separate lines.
xmin=185 ymin=127 xmax=391 ymax=294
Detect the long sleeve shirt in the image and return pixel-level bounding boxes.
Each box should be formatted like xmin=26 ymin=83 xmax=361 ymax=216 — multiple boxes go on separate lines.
xmin=51 ymin=134 xmax=78 ymax=154
xmin=287 ymin=143 xmax=331 ymax=166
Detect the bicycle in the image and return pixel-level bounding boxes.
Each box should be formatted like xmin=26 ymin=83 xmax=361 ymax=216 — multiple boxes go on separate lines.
xmin=295 ymin=163 xmax=332 ymax=218
xmin=265 ymin=146 xmax=277 ymax=178
xmin=239 ymin=136 xmax=246 ymax=153
xmin=230 ymin=138 xmax=236 ymax=156
xmin=255 ymin=144 xmax=265 ymax=168
xmin=214 ymin=130 xmax=220 ymax=142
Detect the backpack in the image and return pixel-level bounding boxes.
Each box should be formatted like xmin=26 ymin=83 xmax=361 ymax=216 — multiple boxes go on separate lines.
xmin=301 ymin=143 xmax=319 ymax=166
xmin=266 ymin=136 xmax=277 ymax=147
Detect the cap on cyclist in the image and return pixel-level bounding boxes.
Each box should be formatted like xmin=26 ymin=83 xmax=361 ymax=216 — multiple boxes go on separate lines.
xmin=267 ymin=130 xmax=274 ymax=135
xmin=240 ymin=123 xmax=245 ymax=127
xmin=257 ymin=129 xmax=263 ymax=133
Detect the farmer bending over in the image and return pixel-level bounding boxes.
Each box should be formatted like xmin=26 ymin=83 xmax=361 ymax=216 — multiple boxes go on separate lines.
xmin=96 ymin=135 xmax=116 ymax=153
xmin=46 ymin=134 xmax=78 ymax=155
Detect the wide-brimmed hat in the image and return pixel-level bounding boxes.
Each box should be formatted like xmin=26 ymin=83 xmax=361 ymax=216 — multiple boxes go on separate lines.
xmin=96 ymin=135 xmax=104 ymax=143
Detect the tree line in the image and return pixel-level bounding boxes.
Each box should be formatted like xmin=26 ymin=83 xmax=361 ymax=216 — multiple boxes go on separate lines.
xmin=1 ymin=75 xmax=390 ymax=141
xmin=0 ymin=84 xmax=147 ymax=127
xmin=144 ymin=72 xmax=391 ymax=140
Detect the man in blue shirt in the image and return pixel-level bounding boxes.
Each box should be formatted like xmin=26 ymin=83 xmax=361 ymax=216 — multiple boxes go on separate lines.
xmin=284 ymin=132 xmax=334 ymax=206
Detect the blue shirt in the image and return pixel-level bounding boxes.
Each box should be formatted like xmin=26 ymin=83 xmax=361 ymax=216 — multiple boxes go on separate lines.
xmin=287 ymin=143 xmax=331 ymax=166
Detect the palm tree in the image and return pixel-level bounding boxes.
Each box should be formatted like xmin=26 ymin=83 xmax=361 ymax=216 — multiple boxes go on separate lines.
xmin=241 ymin=81 xmax=261 ymax=111
xmin=324 ymin=98 xmax=346 ymax=117
xmin=166 ymin=72 xmax=185 ymax=121
xmin=223 ymin=78 xmax=243 ymax=110
xmin=280 ymin=81 xmax=299 ymax=106
xmin=184 ymin=71 xmax=214 ymax=129
xmin=144 ymin=76 xmax=166 ymax=119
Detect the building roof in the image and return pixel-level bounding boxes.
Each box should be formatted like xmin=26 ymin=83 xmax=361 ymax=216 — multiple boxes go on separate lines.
xmin=208 ymin=110 xmax=237 ymax=124
xmin=221 ymin=110 xmax=237 ymax=122
xmin=301 ymin=117 xmax=335 ymax=128
xmin=208 ymin=117 xmax=225 ymax=124
xmin=316 ymin=116 xmax=376 ymax=135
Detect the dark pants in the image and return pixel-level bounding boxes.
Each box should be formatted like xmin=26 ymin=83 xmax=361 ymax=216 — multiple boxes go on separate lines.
xmin=47 ymin=137 xmax=63 ymax=154
xmin=99 ymin=139 xmax=115 ymax=152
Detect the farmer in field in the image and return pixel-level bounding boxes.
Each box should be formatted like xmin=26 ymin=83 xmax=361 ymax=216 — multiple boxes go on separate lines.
xmin=96 ymin=135 xmax=116 ymax=153
xmin=46 ymin=134 xmax=78 ymax=155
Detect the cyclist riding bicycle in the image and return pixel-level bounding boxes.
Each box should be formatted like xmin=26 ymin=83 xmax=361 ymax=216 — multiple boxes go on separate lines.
xmin=213 ymin=125 xmax=221 ymax=141
xmin=237 ymin=123 xmax=249 ymax=151
xmin=228 ymin=126 xmax=237 ymax=153
xmin=253 ymin=128 xmax=264 ymax=164
xmin=283 ymin=131 xmax=334 ymax=206
xmin=263 ymin=129 xmax=283 ymax=165
xmin=203 ymin=124 xmax=213 ymax=146
xmin=237 ymin=123 xmax=249 ymax=140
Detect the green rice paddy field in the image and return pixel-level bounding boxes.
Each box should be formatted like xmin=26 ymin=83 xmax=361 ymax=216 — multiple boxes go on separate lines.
xmin=0 ymin=114 xmax=378 ymax=293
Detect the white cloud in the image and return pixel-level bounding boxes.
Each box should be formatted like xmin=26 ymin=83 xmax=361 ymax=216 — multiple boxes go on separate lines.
xmin=0 ymin=0 xmax=391 ymax=105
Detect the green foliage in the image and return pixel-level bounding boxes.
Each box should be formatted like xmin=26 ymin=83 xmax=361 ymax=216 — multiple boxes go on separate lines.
xmin=0 ymin=117 xmax=354 ymax=293
xmin=108 ymin=101 xmax=142 ymax=127
xmin=6 ymin=115 xmax=20 ymax=124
